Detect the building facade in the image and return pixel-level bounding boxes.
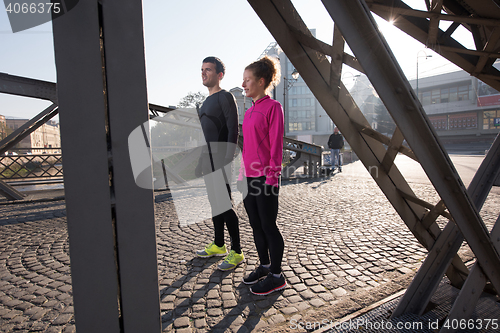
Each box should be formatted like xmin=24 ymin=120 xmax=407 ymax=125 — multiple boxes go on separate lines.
xmin=349 ymin=68 xmax=500 ymax=145
xmin=5 ymin=118 xmax=61 ymax=153
xmin=410 ymin=70 xmax=500 ymax=143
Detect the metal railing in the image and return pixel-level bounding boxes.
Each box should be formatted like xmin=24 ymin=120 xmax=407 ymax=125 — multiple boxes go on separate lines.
xmin=0 ymin=148 xmax=63 ymax=182
xmin=281 ymin=137 xmax=323 ymax=178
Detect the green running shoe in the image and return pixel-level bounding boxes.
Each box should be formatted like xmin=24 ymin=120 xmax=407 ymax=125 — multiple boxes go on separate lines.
xmin=196 ymin=242 xmax=227 ymax=258
xmin=218 ymin=250 xmax=244 ymax=271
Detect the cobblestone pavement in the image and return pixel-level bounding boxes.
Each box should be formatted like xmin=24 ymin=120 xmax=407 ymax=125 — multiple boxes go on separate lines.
xmin=0 ymin=161 xmax=498 ymax=333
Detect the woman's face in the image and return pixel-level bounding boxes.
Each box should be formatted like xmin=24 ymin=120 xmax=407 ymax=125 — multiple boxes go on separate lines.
xmin=242 ymin=69 xmax=264 ymax=98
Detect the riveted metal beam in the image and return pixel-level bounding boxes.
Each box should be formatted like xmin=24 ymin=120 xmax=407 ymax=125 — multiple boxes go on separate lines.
xmin=0 ymin=72 xmax=57 ymax=102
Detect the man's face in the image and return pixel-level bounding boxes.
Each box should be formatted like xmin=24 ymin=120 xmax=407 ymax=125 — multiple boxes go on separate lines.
xmin=201 ymin=62 xmax=221 ymax=88
xmin=334 ymin=128 xmax=339 ymax=134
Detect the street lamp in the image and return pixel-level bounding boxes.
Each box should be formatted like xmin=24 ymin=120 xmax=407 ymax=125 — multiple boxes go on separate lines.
xmin=416 ymin=50 xmax=432 ymax=99
xmin=283 ymin=68 xmax=300 ymax=135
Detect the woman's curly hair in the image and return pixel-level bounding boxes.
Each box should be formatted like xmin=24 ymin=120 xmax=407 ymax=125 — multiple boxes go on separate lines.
xmin=245 ymin=56 xmax=281 ymax=95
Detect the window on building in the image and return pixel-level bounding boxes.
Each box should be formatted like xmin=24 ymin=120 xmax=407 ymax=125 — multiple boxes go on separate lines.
xmin=458 ymin=85 xmax=469 ymax=101
xmin=440 ymin=88 xmax=449 ymax=103
xmin=419 ymin=82 xmax=471 ymax=105
xmin=431 ymin=89 xmax=440 ymax=104
xmin=450 ymin=112 xmax=477 ymax=130
xmin=422 ymin=91 xmax=431 ymax=106
xmin=483 ymin=110 xmax=500 ymax=129
xmin=449 ymin=86 xmax=458 ymax=102
xmin=429 ymin=116 xmax=448 ymax=130
xmin=289 ymin=86 xmax=312 ymax=95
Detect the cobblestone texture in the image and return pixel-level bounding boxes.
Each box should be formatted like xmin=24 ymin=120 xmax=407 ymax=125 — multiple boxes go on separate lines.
xmin=0 ymin=163 xmax=498 ymax=332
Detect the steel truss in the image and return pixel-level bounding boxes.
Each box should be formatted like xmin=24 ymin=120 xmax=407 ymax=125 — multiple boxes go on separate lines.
xmin=0 ymin=73 xmax=176 ymax=201
xmin=367 ymin=0 xmax=500 ymax=92
xmin=248 ymin=0 xmax=499 ymax=330
xmin=0 ymin=73 xmax=60 ymax=199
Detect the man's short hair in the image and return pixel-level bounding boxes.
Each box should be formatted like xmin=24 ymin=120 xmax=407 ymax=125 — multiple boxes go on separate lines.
xmin=203 ymin=56 xmax=226 ymax=75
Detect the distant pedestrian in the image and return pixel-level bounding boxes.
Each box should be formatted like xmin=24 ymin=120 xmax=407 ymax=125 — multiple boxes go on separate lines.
xmin=238 ymin=56 xmax=286 ymax=295
xmin=195 ymin=56 xmax=244 ymax=271
xmin=327 ymin=127 xmax=344 ymax=172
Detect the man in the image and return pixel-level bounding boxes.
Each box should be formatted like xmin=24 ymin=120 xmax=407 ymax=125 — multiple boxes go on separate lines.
xmin=195 ymin=56 xmax=244 ymax=271
xmin=327 ymin=127 xmax=344 ymax=172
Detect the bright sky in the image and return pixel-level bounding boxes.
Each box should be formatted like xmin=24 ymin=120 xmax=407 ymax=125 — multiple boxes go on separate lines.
xmin=0 ymin=0 xmax=475 ymax=120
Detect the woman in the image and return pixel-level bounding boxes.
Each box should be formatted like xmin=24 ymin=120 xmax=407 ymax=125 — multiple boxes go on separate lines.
xmin=238 ymin=56 xmax=286 ymax=295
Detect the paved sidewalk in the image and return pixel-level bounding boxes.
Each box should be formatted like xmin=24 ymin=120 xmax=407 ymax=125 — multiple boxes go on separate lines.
xmin=0 ymin=160 xmax=497 ymax=332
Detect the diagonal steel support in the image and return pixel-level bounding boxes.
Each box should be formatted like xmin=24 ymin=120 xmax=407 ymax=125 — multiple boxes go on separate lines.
xmin=474 ymin=27 xmax=500 ymax=74
xmin=421 ymin=200 xmax=447 ymax=229
xmin=439 ymin=214 xmax=500 ymax=333
xmin=394 ymin=132 xmax=500 ymax=318
xmin=351 ymin=121 xmax=417 ymax=161
xmin=322 ymin=0 xmax=500 ymax=296
xmin=248 ymin=0 xmax=469 ymax=288
xmin=330 ymin=25 xmax=346 ymax=99
xmin=380 ymin=127 xmax=404 ymax=174
xmin=0 ymin=179 xmax=25 ymax=200
xmin=0 ymin=104 xmax=59 ymax=155
xmin=0 ymin=104 xmax=59 ymax=200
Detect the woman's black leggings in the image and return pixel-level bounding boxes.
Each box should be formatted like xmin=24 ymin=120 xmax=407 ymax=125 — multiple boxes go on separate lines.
xmin=243 ymin=176 xmax=284 ymax=274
